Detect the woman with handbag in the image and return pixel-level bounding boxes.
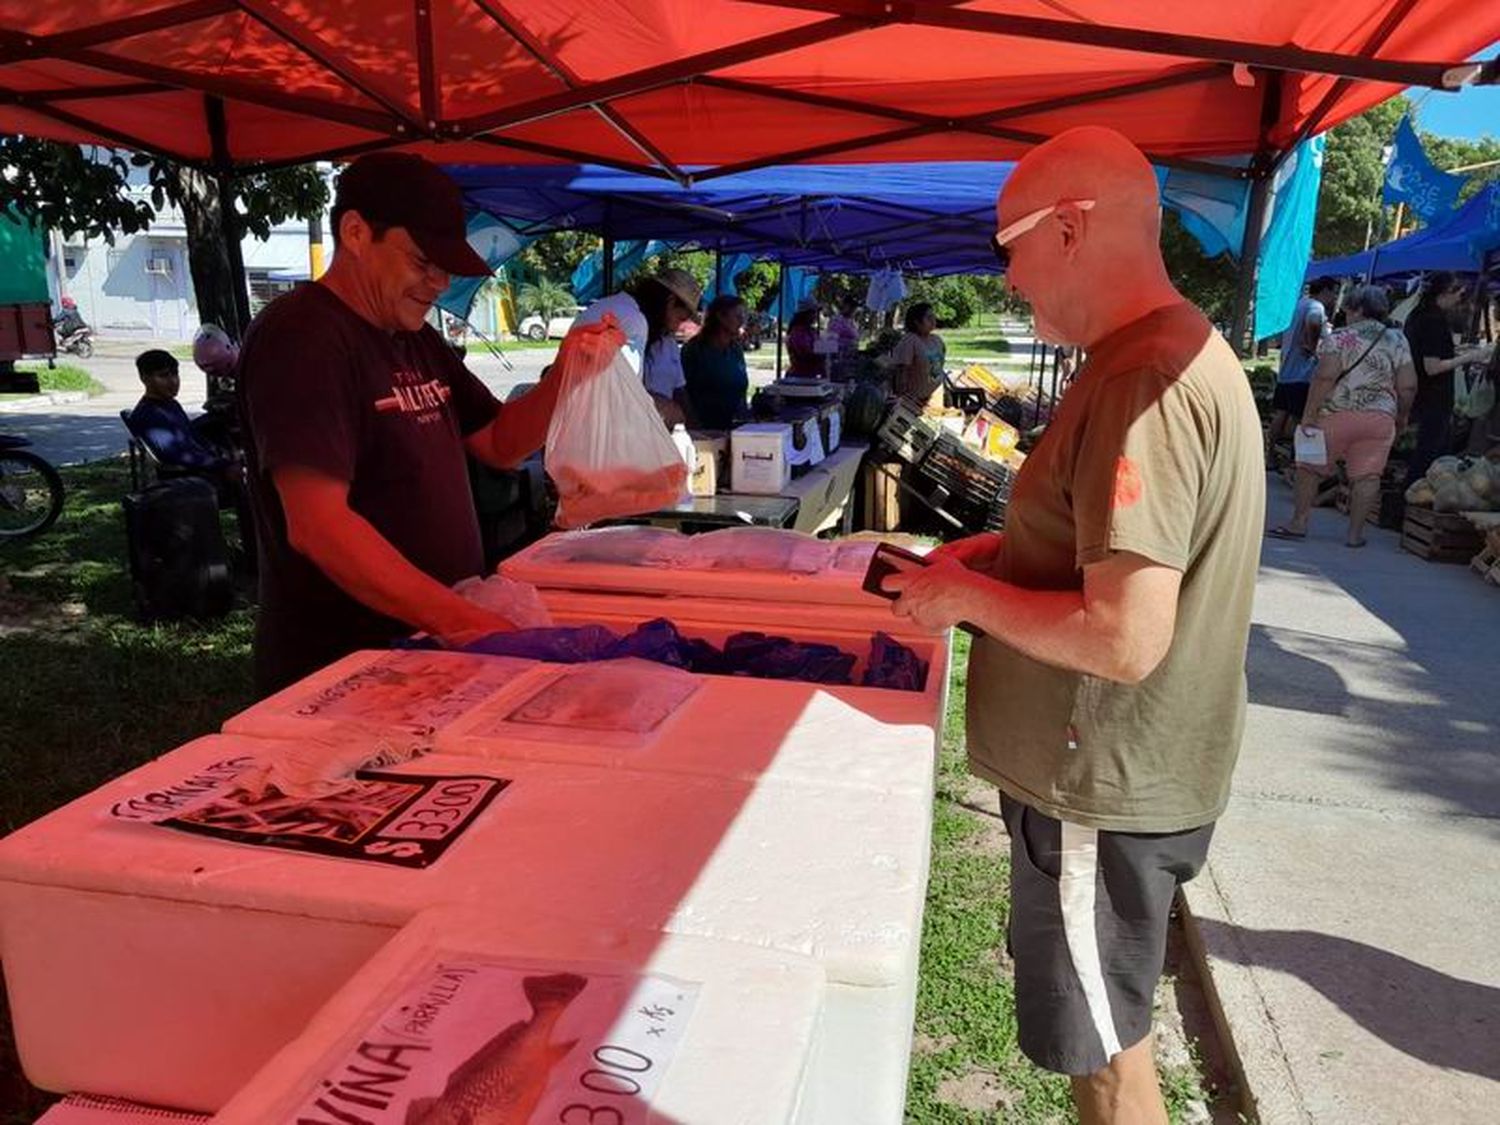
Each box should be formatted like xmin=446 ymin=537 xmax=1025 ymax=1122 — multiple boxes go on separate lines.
xmin=1269 ymin=285 xmax=1417 ymax=547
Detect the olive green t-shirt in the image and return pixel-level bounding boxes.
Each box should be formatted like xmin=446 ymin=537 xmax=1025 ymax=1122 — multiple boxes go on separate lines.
xmin=967 ymin=303 xmax=1264 ymax=832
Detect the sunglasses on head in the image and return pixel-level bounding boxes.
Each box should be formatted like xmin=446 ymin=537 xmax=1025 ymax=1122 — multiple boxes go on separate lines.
xmin=990 ymin=198 xmax=1097 ymax=269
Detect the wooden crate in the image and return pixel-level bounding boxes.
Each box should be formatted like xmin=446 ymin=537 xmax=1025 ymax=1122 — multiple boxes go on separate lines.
xmin=1471 ymin=528 xmax=1500 ymax=587
xmin=1400 ymin=506 xmax=1484 ymax=563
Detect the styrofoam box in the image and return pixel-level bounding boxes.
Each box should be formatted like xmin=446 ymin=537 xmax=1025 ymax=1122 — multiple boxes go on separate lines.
xmin=731 ymin=423 xmax=794 ymax=494
xmin=436 ymin=647 xmax=941 ymax=795
xmin=0 ymin=736 xmax=930 ymax=1122
xmin=214 ymin=909 xmax=825 ymax=1125
xmin=500 ymin=527 xmax=888 ymax=607
xmin=221 ymin=648 xmax=546 ymax=742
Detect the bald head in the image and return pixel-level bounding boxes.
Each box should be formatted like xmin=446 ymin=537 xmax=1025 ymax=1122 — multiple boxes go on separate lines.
xmin=999 ymin=126 xmax=1162 ymax=246
xmin=995 ymin=127 xmax=1180 ymax=348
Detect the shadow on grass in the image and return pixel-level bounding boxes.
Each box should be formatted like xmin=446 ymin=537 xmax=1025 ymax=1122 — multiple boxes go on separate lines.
xmin=1 ymin=458 xmax=254 ymax=1119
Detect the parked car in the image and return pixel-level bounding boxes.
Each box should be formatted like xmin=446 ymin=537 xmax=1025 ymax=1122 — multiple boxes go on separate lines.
xmin=517 ymin=306 xmax=583 ymax=341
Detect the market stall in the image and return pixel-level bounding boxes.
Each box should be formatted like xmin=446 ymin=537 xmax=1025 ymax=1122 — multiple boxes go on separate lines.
xmin=0 ymin=527 xmax=947 ymax=1123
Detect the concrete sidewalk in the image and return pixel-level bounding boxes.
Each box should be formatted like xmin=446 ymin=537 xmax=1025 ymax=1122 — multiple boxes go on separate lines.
xmin=1183 ymin=478 xmax=1500 ymax=1124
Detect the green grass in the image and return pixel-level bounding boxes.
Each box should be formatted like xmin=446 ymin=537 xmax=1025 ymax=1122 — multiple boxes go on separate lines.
xmin=943 ymin=326 xmax=1019 ymax=360
xmin=1 ymin=363 xmax=108 ymax=399
xmin=0 ymin=458 xmax=254 ymax=1124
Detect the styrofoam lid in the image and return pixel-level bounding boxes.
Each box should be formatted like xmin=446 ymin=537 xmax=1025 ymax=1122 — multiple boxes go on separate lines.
xmin=212 ymin=908 xmax=824 ymax=1125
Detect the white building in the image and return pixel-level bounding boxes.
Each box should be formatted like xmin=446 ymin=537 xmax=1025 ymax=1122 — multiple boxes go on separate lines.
xmin=50 ymin=167 xmax=325 ymax=342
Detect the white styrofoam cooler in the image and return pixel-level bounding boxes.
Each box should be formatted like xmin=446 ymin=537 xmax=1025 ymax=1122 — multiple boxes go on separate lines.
xmin=0 ymin=735 xmax=929 ymax=1121
xmin=497 ymin=526 xmax=886 ymax=606
xmin=213 ymin=909 xmax=825 ymax=1124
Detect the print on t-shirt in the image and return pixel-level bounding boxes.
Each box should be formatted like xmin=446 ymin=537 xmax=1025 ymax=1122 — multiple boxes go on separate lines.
xmin=375 ymin=367 xmax=456 ymax=422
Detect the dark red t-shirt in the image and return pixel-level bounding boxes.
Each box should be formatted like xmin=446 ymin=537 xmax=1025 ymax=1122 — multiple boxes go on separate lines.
xmin=238 ymin=283 xmax=499 ymax=695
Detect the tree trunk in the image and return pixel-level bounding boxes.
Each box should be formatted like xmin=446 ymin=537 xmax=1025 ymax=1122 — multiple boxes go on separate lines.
xmin=174 ymin=168 xmax=246 ymax=332
xmin=173 ymin=166 xmax=249 ymax=401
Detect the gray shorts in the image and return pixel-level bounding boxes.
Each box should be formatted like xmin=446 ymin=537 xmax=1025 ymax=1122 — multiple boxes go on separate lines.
xmin=1000 ymin=793 xmax=1214 ymax=1076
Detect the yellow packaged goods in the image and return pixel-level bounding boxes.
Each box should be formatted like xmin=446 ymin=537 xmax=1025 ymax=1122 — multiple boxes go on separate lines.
xmin=689 ymin=433 xmax=729 ymax=496
xmin=962 ymin=410 xmax=1023 ymax=464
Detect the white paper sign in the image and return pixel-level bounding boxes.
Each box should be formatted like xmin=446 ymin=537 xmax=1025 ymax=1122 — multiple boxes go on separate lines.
xmin=293 ymin=957 xmax=699 ymax=1125
xmin=1294 ymin=426 xmax=1328 ymax=466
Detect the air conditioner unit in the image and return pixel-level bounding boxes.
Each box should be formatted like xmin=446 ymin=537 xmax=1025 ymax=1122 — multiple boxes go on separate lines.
xmin=145 ymin=256 xmax=173 ymax=277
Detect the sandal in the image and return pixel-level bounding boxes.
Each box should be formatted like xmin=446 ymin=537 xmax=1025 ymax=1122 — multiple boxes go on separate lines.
xmin=1267 ymin=526 xmax=1306 ymax=541
xmin=1345 ymin=538 xmax=1367 ymax=549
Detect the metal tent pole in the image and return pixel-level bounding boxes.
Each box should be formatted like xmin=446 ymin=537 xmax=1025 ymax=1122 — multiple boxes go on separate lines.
xmin=775 ymin=255 xmax=785 ymax=376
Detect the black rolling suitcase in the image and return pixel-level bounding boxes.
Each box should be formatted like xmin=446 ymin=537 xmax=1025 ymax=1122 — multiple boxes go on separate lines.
xmin=122 ymin=477 xmax=233 ymax=621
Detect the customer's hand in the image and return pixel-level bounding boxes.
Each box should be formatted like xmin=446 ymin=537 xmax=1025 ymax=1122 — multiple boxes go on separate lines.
xmin=927 ymin=532 xmax=1003 ymax=571
xmin=884 ymin=556 xmax=981 ymax=633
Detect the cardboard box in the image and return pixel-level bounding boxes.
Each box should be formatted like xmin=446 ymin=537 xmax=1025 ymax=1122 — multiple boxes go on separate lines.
xmin=732 ymin=423 xmax=794 ymax=494
xmin=689 ymin=432 xmax=729 ymax=496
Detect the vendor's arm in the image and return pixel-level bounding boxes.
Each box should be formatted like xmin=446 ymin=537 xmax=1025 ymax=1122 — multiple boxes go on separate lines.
xmin=464 ymin=377 xmax=560 ymax=469
xmin=887 ymin=551 xmax=1179 ymax=684
xmin=274 ymin=465 xmax=512 ymax=644
xmin=461 ymin=319 xmax=626 ymax=468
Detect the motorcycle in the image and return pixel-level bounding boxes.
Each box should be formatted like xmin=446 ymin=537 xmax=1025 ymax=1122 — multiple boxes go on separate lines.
xmin=56 ymin=324 xmax=94 ymax=359
xmin=0 ymin=434 xmax=65 ymax=540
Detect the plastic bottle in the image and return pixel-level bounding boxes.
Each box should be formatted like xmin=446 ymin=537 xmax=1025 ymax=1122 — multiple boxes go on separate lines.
xmin=671 ymin=423 xmax=698 ymax=478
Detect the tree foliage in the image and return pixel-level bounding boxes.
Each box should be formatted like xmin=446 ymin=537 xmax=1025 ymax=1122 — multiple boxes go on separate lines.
xmin=516 ymin=278 xmax=576 ymax=320
xmin=1311 ymin=95 xmax=1409 ymax=259
xmin=516 ymin=231 xmax=600 ymax=288
xmin=0 ymin=139 xmax=153 ymax=242
xmin=0 ymin=138 xmax=326 ymax=338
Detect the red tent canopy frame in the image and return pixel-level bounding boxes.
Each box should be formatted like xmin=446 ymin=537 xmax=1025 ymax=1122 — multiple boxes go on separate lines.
xmin=1 ymin=1 xmax=1497 ymax=183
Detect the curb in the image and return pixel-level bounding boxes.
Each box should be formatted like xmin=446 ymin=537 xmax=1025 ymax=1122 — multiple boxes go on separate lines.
xmin=0 ymin=390 xmax=91 ymax=413
xmin=1177 ymin=866 xmax=1311 ymax=1125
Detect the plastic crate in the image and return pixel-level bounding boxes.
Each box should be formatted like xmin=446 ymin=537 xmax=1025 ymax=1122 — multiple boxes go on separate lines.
xmin=915 ymin=434 xmax=1015 ymax=533
xmin=874 ymin=399 xmax=941 ymax=465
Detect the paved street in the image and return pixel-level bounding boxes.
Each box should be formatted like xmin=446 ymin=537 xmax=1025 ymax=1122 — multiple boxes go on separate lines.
xmin=1184 ymin=477 xmax=1500 ymax=1124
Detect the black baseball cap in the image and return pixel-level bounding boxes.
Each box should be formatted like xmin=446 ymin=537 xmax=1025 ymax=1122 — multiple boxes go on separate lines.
xmin=333 ymin=153 xmax=490 ymax=278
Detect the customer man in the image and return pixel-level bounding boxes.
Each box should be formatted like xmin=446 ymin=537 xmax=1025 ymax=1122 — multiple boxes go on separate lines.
xmin=1267 ymin=276 xmax=1339 ymax=460
xmin=238 ymin=152 xmax=606 ymax=696
xmin=886 ymin=127 xmax=1264 ymax=1125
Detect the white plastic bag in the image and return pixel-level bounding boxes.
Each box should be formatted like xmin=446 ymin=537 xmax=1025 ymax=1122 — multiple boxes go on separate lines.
xmin=545 ymin=311 xmax=688 ymax=528
xmin=453 ymin=574 xmax=553 ymax=629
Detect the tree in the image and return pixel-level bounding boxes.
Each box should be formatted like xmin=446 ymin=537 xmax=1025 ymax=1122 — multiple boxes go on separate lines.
xmin=516 ymin=278 xmax=575 ymax=321
xmin=0 ymin=138 xmax=327 ymax=339
xmin=1159 ymin=211 xmax=1238 ymax=326
xmin=1312 ymin=96 xmax=1409 ymax=259
xmin=517 ymin=231 xmax=600 ymax=286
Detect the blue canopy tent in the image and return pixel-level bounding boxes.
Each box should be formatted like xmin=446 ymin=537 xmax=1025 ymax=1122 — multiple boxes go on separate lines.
xmin=441 ymin=160 xmax=1264 ymax=319
xmin=1308 ymin=183 xmax=1500 ymax=280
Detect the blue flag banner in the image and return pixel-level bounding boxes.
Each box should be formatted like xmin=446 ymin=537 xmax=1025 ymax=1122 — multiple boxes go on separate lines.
xmin=1383 ymin=116 xmax=1464 ymax=221
xmin=705 ymin=253 xmax=755 ymax=301
xmin=1255 ymin=136 xmax=1327 ymax=342
xmin=435 ymin=213 xmax=530 ymax=319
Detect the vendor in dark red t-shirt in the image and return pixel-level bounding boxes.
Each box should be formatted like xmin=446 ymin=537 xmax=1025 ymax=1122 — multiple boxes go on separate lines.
xmin=238 ymin=153 xmax=579 ymax=696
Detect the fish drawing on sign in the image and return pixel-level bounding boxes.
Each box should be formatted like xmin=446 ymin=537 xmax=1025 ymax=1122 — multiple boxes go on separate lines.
xmin=406 ymin=972 xmax=589 ymax=1125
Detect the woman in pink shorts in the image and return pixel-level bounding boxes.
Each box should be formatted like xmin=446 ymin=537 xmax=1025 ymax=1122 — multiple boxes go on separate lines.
xmin=1269 ymin=285 xmax=1417 ymax=547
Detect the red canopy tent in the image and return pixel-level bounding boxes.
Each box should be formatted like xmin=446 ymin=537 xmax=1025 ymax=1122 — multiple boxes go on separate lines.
xmin=1 ymin=1 xmax=1496 ymax=179
xmin=3 ymin=1 xmax=1497 ymax=347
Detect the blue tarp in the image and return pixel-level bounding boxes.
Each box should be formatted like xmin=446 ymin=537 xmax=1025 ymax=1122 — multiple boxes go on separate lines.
xmin=1309 ymin=183 xmax=1500 ymax=280
xmin=448 ymin=161 xmax=1256 ymax=280
xmin=434 ymin=212 xmax=531 ymax=318
xmin=571 ymin=238 xmax=674 ymax=302
xmin=1255 ymin=136 xmax=1327 ymax=341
